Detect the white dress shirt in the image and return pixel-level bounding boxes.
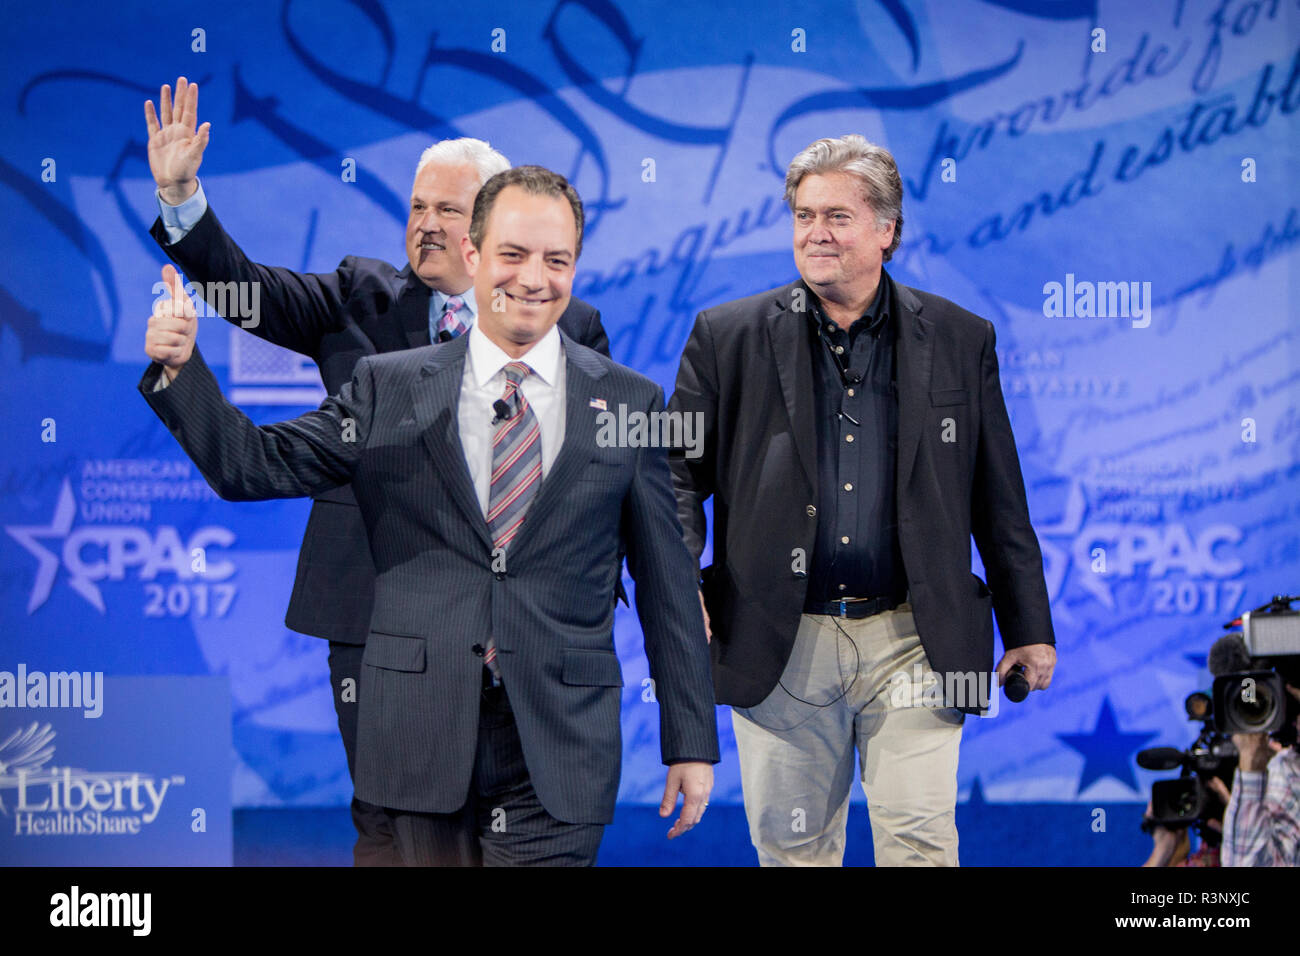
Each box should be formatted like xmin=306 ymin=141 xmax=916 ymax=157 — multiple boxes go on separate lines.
xmin=457 ymin=322 xmax=566 ymax=516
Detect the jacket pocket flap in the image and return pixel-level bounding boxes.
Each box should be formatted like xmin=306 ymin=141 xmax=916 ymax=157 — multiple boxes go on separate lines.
xmin=930 ymin=388 xmax=969 ymax=406
xmin=365 ymin=631 xmax=426 ymax=672
xmin=561 ymin=649 xmax=624 ymax=687
xmin=577 ymin=459 xmax=626 ymax=482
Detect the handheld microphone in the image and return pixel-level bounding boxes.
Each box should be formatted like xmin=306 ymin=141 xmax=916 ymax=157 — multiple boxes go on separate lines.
xmin=491 ymin=399 xmax=511 ymax=425
xmin=1004 ymin=664 xmax=1030 ymax=703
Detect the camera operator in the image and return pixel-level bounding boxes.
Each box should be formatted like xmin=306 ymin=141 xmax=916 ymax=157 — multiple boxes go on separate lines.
xmin=1218 ymin=683 xmax=1300 ymax=866
xmin=1141 ymin=797 xmax=1223 ymax=867
xmin=1137 ymin=688 xmax=1233 ymax=866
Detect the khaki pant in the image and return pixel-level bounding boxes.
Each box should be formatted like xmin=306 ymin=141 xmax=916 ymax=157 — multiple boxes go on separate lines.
xmin=731 ymin=605 xmax=963 ymax=866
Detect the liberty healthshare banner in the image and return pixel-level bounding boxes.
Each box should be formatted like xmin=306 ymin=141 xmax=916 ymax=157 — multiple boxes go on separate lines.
xmin=0 ymin=675 xmax=232 ymax=864
xmin=0 ymin=0 xmax=1297 ymax=865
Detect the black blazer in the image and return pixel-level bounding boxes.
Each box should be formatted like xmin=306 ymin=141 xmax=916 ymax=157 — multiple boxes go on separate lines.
xmin=668 ymin=275 xmax=1055 ymax=713
xmin=150 ymin=206 xmax=610 ymax=643
xmin=139 ymin=332 xmax=719 ymax=823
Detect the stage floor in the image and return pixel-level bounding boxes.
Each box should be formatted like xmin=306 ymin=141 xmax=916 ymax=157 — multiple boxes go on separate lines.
xmin=233 ymin=803 xmax=1153 ymax=866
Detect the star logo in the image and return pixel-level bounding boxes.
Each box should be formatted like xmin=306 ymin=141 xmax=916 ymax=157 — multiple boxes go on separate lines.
xmin=5 ymin=479 xmax=103 ymax=613
xmin=1057 ymin=697 xmax=1159 ymax=796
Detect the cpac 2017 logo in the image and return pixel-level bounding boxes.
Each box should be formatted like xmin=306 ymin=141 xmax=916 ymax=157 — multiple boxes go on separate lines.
xmin=5 ymin=479 xmax=236 ymax=615
xmin=1039 ymin=484 xmax=1245 ymax=616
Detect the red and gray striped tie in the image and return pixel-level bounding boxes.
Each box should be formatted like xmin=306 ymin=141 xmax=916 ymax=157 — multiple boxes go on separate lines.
xmin=483 ymin=361 xmax=542 ymax=681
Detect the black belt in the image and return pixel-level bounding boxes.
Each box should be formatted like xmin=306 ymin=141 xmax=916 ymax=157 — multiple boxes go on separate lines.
xmin=805 ymin=593 xmax=906 ymax=619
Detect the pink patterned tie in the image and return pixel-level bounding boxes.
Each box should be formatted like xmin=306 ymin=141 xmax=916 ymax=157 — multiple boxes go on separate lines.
xmin=436 ymin=294 xmax=468 ymax=339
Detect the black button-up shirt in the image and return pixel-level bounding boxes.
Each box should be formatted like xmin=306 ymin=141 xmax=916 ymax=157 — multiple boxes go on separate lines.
xmin=802 ymin=272 xmax=908 ymax=608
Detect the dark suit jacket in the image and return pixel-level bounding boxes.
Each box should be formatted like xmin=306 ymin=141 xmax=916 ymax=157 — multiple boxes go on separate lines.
xmin=668 ymin=274 xmax=1055 ymax=714
xmin=150 ymin=206 xmax=610 ymax=643
xmin=139 ymin=331 xmax=718 ymax=822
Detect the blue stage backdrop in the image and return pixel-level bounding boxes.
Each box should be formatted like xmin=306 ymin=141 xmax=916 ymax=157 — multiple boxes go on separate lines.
xmin=2 ymin=0 xmax=1297 ymax=855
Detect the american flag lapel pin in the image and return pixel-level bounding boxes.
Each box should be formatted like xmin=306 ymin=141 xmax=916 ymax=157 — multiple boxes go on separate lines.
xmin=589 ymin=397 xmax=607 ymax=411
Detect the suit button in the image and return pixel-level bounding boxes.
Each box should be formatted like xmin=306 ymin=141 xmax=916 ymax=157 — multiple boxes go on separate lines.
xmin=805 ymin=505 xmax=817 ymax=517
xmin=494 ymin=571 xmax=506 ymax=581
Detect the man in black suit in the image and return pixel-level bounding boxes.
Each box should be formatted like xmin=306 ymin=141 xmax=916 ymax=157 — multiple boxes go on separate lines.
xmin=141 ymin=165 xmax=717 ymax=866
xmin=668 ymin=135 xmax=1056 ymax=866
xmin=143 ymin=77 xmax=610 ymax=864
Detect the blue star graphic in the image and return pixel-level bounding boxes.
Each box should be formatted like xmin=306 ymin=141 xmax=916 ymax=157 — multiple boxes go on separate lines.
xmin=1057 ymin=696 xmax=1158 ymax=795
xmin=4 ymin=479 xmax=101 ymax=613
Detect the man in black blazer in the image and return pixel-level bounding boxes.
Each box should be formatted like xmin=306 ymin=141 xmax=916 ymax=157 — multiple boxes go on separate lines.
xmin=668 ymin=135 xmax=1056 ymax=866
xmin=141 ymin=165 xmax=717 ymax=865
xmin=143 ymin=78 xmax=610 ymax=864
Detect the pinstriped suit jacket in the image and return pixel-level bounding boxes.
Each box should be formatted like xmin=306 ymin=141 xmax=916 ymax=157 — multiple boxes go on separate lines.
xmin=150 ymin=203 xmax=611 ymax=644
xmin=140 ymin=330 xmax=719 ymax=823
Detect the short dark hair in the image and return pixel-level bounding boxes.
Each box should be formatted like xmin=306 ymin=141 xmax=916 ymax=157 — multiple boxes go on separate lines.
xmin=469 ymin=165 xmax=585 ymax=258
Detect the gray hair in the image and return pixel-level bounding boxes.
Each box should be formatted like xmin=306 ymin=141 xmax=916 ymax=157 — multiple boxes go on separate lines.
xmin=784 ymin=135 xmax=903 ymax=262
xmin=414 ymin=137 xmax=510 ymax=187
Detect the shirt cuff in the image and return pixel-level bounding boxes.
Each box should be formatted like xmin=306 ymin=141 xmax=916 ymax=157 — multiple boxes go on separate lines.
xmin=156 ymin=180 xmax=207 ymax=244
